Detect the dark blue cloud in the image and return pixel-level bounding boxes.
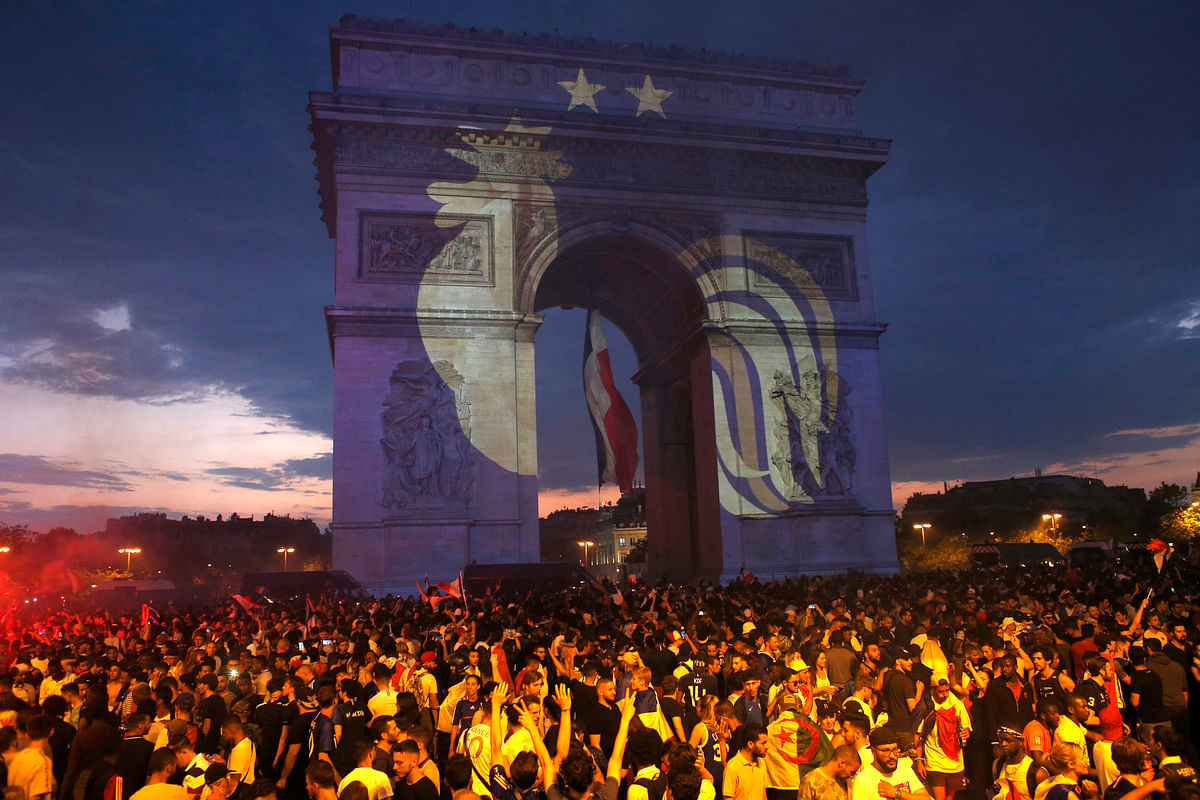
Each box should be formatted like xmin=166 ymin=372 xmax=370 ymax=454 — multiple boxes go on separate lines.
xmin=0 ymin=454 xmax=133 ymax=491
xmin=204 ymin=453 xmax=332 ymax=491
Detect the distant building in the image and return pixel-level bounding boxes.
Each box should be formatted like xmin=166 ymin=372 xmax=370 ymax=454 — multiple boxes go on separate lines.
xmin=1192 ymin=472 xmax=1200 ymax=505
xmin=540 ymin=488 xmax=646 ymax=566
xmin=102 ymin=512 xmax=327 ymax=573
xmin=900 ymin=474 xmax=1145 ymax=538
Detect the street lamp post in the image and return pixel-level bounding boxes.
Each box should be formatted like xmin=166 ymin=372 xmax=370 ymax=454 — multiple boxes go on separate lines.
xmin=1042 ymin=512 xmax=1063 ymax=534
xmin=118 ymin=547 xmax=142 ymax=572
xmin=277 ymin=547 xmax=295 ymax=571
xmin=912 ymin=523 xmax=931 ymax=547
xmin=577 ymin=540 xmax=595 ymax=566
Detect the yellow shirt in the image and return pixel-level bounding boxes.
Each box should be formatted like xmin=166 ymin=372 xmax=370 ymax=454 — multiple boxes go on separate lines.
xmin=724 ymin=751 xmax=767 ymax=800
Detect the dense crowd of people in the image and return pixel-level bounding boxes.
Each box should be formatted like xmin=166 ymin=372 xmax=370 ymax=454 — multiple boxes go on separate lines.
xmin=0 ymin=550 xmax=1198 ymax=800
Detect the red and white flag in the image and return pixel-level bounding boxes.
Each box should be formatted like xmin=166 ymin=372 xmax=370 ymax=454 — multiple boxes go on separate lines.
xmin=437 ymin=575 xmax=463 ymax=599
xmin=231 ymin=594 xmax=261 ymax=615
xmin=582 ymin=310 xmax=638 ymax=493
xmin=1147 ymin=538 xmax=1172 ymax=574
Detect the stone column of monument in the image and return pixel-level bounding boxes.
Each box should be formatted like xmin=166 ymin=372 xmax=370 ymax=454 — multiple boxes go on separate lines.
xmin=310 ymin=17 xmax=899 ymax=592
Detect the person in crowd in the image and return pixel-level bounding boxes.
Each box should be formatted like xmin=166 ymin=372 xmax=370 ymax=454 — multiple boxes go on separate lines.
xmin=9 ymin=713 xmax=55 ymax=800
xmin=722 ymin=723 xmax=767 ymax=800
xmin=336 ymin=740 xmax=392 ymax=800
xmin=993 ymin=726 xmax=1049 ymax=800
xmin=798 ymin=745 xmax=861 ymax=800
xmin=131 ymin=748 xmax=189 ymax=800
xmin=850 ymin=728 xmax=930 ymax=800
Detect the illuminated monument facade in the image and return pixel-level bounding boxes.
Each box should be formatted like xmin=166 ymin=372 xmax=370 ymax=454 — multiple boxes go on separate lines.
xmin=309 ymin=17 xmax=898 ymax=594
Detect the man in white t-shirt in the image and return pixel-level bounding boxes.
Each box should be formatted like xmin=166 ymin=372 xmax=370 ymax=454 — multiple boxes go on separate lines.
xmin=8 ymin=714 xmax=55 ymax=800
xmin=367 ymin=664 xmax=399 ymax=720
xmin=221 ymin=718 xmax=257 ymax=790
xmin=917 ymin=677 xmax=971 ymax=800
xmin=851 ymin=728 xmax=931 ymax=800
xmin=1053 ymin=696 xmax=1089 ymax=756
xmin=337 ymin=740 xmax=394 ymax=800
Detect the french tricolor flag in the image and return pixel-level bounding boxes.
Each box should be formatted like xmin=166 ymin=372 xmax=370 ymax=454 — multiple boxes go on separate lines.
xmin=582 ymin=310 xmax=638 ymax=494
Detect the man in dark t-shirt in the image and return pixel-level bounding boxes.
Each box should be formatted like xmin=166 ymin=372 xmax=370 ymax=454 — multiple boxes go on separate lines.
xmin=279 ymin=691 xmax=318 ymax=800
xmin=308 ymin=686 xmax=336 ymax=773
xmin=882 ymin=647 xmax=920 ymax=731
xmin=252 ymin=677 xmax=296 ymax=780
xmin=587 ymin=680 xmax=621 ymax=755
xmin=1128 ymin=647 xmax=1168 ymax=738
xmin=332 ymin=679 xmax=369 ymax=777
xmin=196 ymin=675 xmax=227 ymax=753
xmin=394 ymin=740 xmax=440 ymax=800
xmin=659 ymin=676 xmax=689 ymax=742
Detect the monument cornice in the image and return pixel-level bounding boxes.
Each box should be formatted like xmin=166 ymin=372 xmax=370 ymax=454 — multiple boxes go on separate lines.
xmin=332 ymin=16 xmax=857 ymax=81
xmin=705 ymin=319 xmax=888 ymax=349
xmin=309 ymin=111 xmax=884 ymax=234
xmin=325 ymin=305 xmax=543 ymax=343
xmin=323 ymin=18 xmax=871 ymax=140
xmin=309 ymin=93 xmax=890 ymax=160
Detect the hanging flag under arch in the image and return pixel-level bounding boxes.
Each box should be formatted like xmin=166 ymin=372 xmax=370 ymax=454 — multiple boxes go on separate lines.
xmin=582 ymin=309 xmax=639 ymax=494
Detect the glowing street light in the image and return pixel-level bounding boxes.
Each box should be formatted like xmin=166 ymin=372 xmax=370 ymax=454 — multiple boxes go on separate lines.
xmin=118 ymin=547 xmax=142 ymax=571
xmin=277 ymin=547 xmax=296 ymax=571
xmin=577 ymin=540 xmax=595 ymax=565
xmin=1042 ymin=512 xmax=1063 ymax=533
xmin=0 ymin=547 xmax=9 ymax=554
xmin=912 ymin=523 xmax=931 ymax=547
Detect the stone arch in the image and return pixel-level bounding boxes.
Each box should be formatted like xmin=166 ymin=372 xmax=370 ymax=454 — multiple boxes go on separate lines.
xmin=515 ymin=212 xmax=726 ymax=326
xmin=526 ymin=228 xmax=724 ymax=580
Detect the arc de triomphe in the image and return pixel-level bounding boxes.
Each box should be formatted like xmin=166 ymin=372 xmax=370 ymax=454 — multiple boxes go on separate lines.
xmin=308 ymin=17 xmax=899 ymax=594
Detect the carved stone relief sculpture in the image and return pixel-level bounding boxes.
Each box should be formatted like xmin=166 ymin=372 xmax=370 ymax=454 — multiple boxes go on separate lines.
xmin=360 ymin=212 xmax=493 ymax=285
xmin=381 ymin=360 xmax=475 ymax=511
xmin=769 ymin=368 xmax=855 ymax=502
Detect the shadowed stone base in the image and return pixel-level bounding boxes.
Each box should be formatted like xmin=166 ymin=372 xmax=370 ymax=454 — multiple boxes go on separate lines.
xmin=335 ymin=519 xmax=471 ymax=597
xmin=708 ymin=506 xmax=899 ymax=583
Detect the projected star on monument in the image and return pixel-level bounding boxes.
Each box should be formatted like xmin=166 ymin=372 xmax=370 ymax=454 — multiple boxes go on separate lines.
xmin=627 ymin=75 xmax=672 ymax=118
xmin=558 ymin=68 xmax=606 ymax=112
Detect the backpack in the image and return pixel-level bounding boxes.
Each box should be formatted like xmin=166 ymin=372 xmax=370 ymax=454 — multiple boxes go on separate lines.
xmin=911 ymin=694 xmax=935 ymax=738
xmin=632 ymin=771 xmax=668 ymax=800
xmin=989 ymin=757 xmax=1040 ymax=800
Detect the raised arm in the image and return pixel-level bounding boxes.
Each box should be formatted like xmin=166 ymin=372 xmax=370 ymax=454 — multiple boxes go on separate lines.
xmin=520 ymin=699 xmax=559 ymax=788
xmin=607 ymin=690 xmax=638 ymax=782
xmin=553 ymin=685 xmax=573 ymax=764
xmin=490 ymin=682 xmax=511 ymax=769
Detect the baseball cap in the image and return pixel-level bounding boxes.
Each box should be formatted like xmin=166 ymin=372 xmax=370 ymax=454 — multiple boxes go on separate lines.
xmin=205 ymin=765 xmax=231 ymax=785
xmin=869 ymin=728 xmax=898 ymax=748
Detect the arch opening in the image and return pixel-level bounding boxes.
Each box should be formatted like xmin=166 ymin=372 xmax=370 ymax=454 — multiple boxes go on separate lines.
xmin=530 ymin=233 xmax=723 ymax=581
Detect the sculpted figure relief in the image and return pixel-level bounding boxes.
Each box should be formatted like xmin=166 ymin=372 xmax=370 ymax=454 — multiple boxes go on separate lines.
xmin=381 ymin=361 xmax=475 ymax=511
xmin=769 ymin=368 xmax=855 ymax=502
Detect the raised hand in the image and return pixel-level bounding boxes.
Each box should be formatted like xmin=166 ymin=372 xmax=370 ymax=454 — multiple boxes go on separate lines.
xmin=617 ymin=688 xmax=637 ymax=721
xmin=554 ymin=683 xmax=572 ymax=713
xmin=492 ymin=681 xmax=511 ymax=708
xmin=516 ymin=698 xmax=538 ymax=731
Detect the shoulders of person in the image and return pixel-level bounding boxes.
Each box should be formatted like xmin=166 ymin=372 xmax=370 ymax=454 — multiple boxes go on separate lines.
xmin=893 ymin=760 xmax=925 ymax=785
xmin=410 ymin=776 xmax=441 ymax=800
xmin=131 ymin=784 xmax=190 ymax=800
xmin=850 ymin=765 xmax=882 ymax=799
